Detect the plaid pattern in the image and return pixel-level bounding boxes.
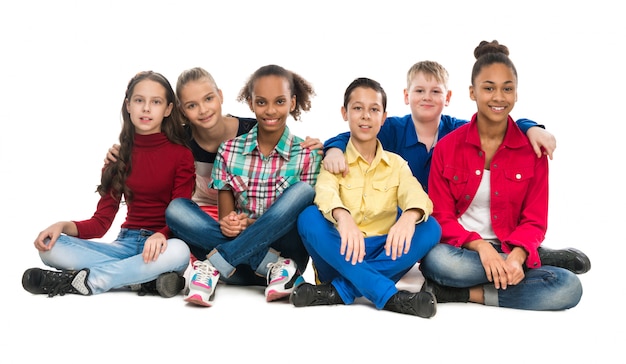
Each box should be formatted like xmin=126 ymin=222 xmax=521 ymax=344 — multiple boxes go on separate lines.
xmin=211 ymin=125 xmax=321 ymax=219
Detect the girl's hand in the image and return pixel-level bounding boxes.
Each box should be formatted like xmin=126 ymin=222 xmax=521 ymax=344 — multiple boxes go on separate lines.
xmin=219 ymin=211 xmax=251 ymax=237
xmin=473 ymin=240 xmax=509 ymax=289
xmin=300 ymin=136 xmax=324 ymax=155
xmin=104 ymin=144 xmax=121 ymax=165
xmin=33 ymin=221 xmax=76 ymax=252
xmin=142 ymin=232 xmax=167 ymax=263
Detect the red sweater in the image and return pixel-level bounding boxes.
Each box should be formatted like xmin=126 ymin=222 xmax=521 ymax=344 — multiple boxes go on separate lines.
xmin=74 ymin=133 xmax=195 ymax=239
xmin=428 ymin=114 xmax=549 ymax=269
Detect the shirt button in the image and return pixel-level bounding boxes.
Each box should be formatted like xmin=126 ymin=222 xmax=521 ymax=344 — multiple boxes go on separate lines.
xmin=478 ymin=151 xmax=483 ymax=157
xmin=516 ymin=173 xmax=522 ymax=179
xmin=475 ymin=170 xmax=481 ymax=175
xmin=454 ymin=175 xmax=459 ymax=181
xmin=464 ymin=195 xmax=471 ymax=200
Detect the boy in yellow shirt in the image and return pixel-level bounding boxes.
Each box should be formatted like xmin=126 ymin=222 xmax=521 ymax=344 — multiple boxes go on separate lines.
xmin=291 ymin=78 xmax=441 ymax=318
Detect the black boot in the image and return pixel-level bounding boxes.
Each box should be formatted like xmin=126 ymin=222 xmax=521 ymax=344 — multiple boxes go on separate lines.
xmin=421 ymin=279 xmax=469 ymax=303
xmin=538 ymin=246 xmax=591 ymax=274
xmin=383 ymin=290 xmax=437 ymax=318
xmin=22 ymin=268 xmax=91 ymax=297
xmin=290 ymin=282 xmax=345 ymax=307
xmin=131 ymin=272 xmax=185 ymax=298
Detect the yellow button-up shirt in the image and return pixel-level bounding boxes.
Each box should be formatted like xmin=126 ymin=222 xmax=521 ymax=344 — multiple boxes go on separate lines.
xmin=315 ymin=139 xmax=433 ymax=237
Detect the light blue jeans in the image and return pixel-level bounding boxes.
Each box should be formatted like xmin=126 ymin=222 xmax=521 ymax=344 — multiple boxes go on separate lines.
xmin=39 ymin=228 xmax=191 ymax=295
xmin=419 ymin=243 xmax=583 ymax=310
xmin=165 ymin=182 xmax=315 ymax=285
xmin=297 ymin=205 xmax=442 ymax=309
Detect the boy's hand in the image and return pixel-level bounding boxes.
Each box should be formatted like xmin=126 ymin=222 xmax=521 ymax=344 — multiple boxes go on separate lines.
xmin=322 ymin=148 xmax=349 ymax=177
xmin=527 ymin=127 xmax=556 ymax=160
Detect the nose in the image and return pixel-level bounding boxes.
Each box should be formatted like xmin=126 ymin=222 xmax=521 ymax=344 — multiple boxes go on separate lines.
xmin=143 ymin=102 xmax=151 ymax=112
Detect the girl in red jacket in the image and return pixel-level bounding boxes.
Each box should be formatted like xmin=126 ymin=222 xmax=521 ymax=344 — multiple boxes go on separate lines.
xmin=419 ymin=41 xmax=588 ymax=310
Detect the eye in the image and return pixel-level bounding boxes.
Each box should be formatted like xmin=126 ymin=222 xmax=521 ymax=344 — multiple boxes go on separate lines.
xmin=205 ymin=96 xmax=213 ymax=102
xmin=353 ymin=106 xmax=362 ymax=111
xmin=256 ymin=100 xmax=266 ymax=106
xmin=186 ymin=103 xmax=196 ymax=110
xmin=371 ymin=107 xmax=380 ymax=113
xmin=153 ymin=99 xmax=162 ymax=105
xmin=276 ymin=98 xmax=286 ymax=105
xmin=133 ymin=97 xmax=143 ymax=103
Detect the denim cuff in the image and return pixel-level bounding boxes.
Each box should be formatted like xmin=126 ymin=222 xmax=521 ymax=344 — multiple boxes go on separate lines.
xmin=483 ymin=284 xmax=499 ymax=307
xmin=255 ymin=249 xmax=280 ymax=277
xmin=207 ymin=250 xmax=236 ymax=278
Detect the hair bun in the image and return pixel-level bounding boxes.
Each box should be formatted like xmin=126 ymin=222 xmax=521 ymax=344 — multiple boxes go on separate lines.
xmin=474 ymin=40 xmax=509 ymax=59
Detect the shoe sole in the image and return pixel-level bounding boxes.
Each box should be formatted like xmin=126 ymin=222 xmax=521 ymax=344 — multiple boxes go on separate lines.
xmin=185 ymin=294 xmax=214 ymax=307
xmin=156 ymin=272 xmax=185 ymax=298
xmin=265 ymin=275 xmax=303 ymax=302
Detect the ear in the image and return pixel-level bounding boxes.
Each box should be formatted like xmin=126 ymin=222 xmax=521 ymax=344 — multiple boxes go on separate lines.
xmin=403 ymin=88 xmax=409 ymax=105
xmin=125 ymin=98 xmax=131 ymax=113
xmin=290 ymin=95 xmax=296 ymax=112
xmin=164 ymin=102 xmax=174 ymax=117
xmin=469 ymin=86 xmax=476 ymax=101
xmin=218 ymin=89 xmax=224 ymax=104
xmin=444 ymin=90 xmax=452 ymax=106
xmin=341 ymin=106 xmax=348 ymax=121
xmin=381 ymin=111 xmax=388 ymax=126
xmin=247 ymin=99 xmax=254 ymax=112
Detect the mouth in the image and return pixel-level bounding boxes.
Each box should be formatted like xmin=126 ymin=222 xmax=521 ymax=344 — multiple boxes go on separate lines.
xmin=490 ymin=106 xmax=506 ymax=112
xmin=139 ymin=117 xmax=152 ymax=122
xmin=263 ymin=118 xmax=280 ymax=124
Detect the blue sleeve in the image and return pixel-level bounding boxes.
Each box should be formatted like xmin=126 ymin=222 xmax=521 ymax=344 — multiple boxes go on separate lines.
xmin=323 ymin=131 xmax=351 ymax=154
xmin=515 ymin=118 xmax=545 ymax=134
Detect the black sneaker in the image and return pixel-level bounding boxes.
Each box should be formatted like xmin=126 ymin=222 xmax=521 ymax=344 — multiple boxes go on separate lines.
xmin=289 ymin=282 xmax=344 ymax=307
xmin=22 ymin=268 xmax=91 ymax=297
xmin=538 ymin=247 xmax=591 ymax=274
xmin=421 ymin=279 xmax=469 ymax=303
xmin=133 ymin=272 xmax=185 ymax=298
xmin=383 ymin=290 xmax=437 ymax=318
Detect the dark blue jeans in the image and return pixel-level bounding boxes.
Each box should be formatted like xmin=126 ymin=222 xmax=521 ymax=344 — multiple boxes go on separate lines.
xmin=166 ymin=182 xmax=314 ymax=285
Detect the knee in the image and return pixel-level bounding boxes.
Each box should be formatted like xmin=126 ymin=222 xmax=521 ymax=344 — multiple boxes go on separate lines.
xmin=166 ymin=198 xmax=191 ymax=224
xmin=297 ymin=205 xmax=322 ymax=231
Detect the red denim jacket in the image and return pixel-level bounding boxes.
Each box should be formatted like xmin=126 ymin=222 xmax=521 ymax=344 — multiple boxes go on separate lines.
xmin=428 ymin=114 xmax=549 ymax=268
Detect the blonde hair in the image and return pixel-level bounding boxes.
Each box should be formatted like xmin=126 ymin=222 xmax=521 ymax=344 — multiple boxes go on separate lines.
xmin=406 ymin=60 xmax=449 ymax=90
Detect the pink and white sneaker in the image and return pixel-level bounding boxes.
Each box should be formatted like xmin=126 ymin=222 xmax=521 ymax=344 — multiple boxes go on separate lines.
xmin=184 ymin=260 xmax=220 ymax=307
xmin=265 ymin=257 xmax=304 ymax=302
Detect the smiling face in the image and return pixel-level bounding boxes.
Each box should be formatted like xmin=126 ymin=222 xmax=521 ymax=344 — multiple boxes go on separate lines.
xmin=404 ymin=71 xmax=451 ymax=124
xmin=342 ymin=86 xmax=387 ymax=144
xmin=248 ymin=75 xmax=295 ymax=135
xmin=178 ymin=78 xmax=224 ymax=130
xmin=470 ymin=62 xmax=517 ymax=124
xmin=125 ymin=79 xmax=173 ymax=135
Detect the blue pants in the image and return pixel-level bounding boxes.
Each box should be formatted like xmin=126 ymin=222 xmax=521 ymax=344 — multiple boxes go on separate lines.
xmin=419 ymin=243 xmax=583 ymax=310
xmin=166 ymin=182 xmax=314 ymax=285
xmin=297 ymin=205 xmax=441 ymax=309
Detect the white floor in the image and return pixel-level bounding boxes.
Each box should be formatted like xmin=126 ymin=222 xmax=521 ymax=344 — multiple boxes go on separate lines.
xmin=5 ymin=249 xmax=608 ymax=363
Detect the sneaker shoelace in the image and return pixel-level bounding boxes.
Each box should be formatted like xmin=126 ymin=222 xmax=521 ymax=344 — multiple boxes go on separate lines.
xmin=266 ymin=258 xmax=287 ymax=283
xmin=43 ymin=272 xmax=78 ymax=297
xmin=192 ymin=260 xmax=217 ymax=286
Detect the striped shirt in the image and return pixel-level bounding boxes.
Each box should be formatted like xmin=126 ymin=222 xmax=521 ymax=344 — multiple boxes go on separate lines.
xmin=211 ymin=125 xmax=321 ymax=219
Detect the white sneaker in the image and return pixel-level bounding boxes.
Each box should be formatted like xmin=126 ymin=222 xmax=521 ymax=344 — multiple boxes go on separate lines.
xmin=265 ymin=257 xmax=303 ymax=302
xmin=184 ymin=260 xmax=220 ymax=307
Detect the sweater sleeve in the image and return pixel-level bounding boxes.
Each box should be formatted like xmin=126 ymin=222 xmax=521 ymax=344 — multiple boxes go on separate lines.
xmin=159 ymin=148 xmax=195 ymax=238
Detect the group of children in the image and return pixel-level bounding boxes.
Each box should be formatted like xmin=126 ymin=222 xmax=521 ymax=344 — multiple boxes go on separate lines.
xmin=22 ymin=40 xmax=591 ymax=318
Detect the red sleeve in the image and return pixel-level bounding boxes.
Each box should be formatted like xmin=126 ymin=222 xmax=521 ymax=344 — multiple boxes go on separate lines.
xmin=158 ymin=148 xmax=195 ymax=238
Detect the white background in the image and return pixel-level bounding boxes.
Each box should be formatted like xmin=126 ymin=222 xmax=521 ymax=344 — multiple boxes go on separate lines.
xmin=1 ymin=1 xmax=623 ymax=363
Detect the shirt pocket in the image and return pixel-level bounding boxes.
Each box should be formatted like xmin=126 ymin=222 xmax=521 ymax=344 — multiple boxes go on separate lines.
xmin=503 ymin=167 xmax=534 ymax=206
xmin=442 ymin=166 xmax=470 ymax=201
xmin=339 ymin=179 xmax=364 ymax=213
xmin=275 ymin=175 xmax=300 ymax=196
xmin=372 ymin=180 xmax=399 ymax=212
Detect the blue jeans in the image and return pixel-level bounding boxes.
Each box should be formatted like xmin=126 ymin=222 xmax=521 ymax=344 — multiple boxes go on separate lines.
xmin=165 ymin=182 xmax=314 ymax=285
xmin=419 ymin=243 xmax=583 ymax=310
xmin=297 ymin=205 xmax=442 ymax=309
xmin=39 ymin=229 xmax=191 ymax=295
